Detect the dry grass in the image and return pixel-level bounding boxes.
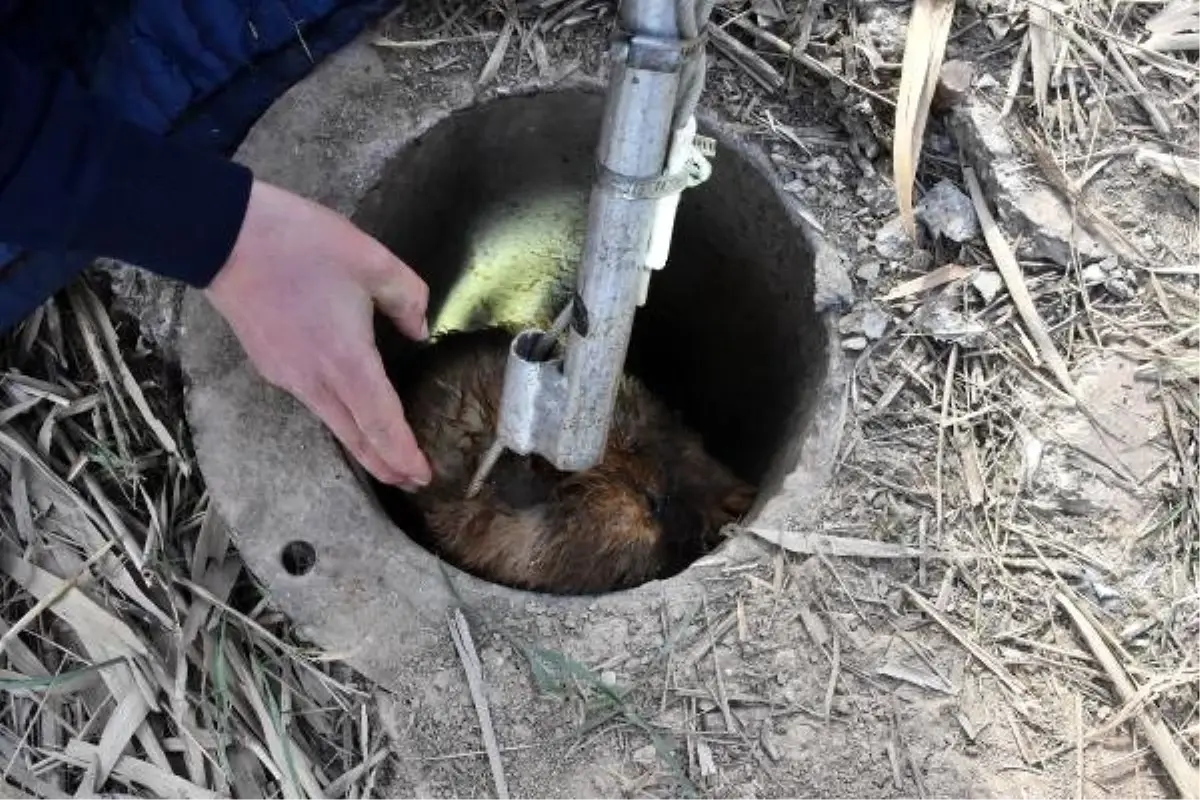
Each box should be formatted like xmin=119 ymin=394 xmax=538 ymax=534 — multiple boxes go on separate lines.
xmin=3 ymin=0 xmax=1199 ymax=796
xmin=1 ymin=283 xmax=379 ymax=797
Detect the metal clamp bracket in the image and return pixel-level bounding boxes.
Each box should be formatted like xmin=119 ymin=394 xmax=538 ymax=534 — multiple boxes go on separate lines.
xmin=610 ymin=29 xmax=708 ymax=72
xmin=596 ymin=134 xmax=716 ymax=200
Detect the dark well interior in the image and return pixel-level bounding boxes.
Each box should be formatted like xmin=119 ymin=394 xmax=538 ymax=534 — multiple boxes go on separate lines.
xmin=352 ymin=89 xmax=826 ymax=588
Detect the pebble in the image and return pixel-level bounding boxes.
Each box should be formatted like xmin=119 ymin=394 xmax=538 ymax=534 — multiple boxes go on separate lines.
xmin=971 ymin=269 xmax=1004 ymax=303
xmin=916 ymin=178 xmax=980 ymax=242
xmin=918 ymin=301 xmax=988 ymax=346
xmin=1083 ymin=257 xmax=1138 ymax=300
xmin=874 ymin=216 xmax=913 ymax=260
xmin=856 ymin=261 xmax=882 ymax=284
xmin=975 ymin=73 xmax=1000 ymax=90
xmin=1081 ymin=263 xmax=1107 ymax=284
xmin=909 ymin=248 xmax=935 ymax=272
xmin=632 ymin=744 xmax=657 ymax=766
xmin=843 ymin=335 xmax=869 ymax=351
xmin=861 ymin=307 xmax=890 ymax=340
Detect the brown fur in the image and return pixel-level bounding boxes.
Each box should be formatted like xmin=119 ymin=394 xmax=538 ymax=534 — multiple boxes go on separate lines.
xmin=398 ymin=327 xmax=755 ymax=594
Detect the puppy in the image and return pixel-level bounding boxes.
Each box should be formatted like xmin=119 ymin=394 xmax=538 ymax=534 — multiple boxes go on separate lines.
xmin=397 ymin=327 xmax=755 ymax=594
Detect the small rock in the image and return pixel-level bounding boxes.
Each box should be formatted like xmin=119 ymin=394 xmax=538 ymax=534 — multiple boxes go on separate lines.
xmin=971 ymin=269 xmax=1004 ymax=303
xmin=917 ymin=299 xmax=988 ymax=346
xmin=1105 ymin=274 xmax=1137 ymax=300
xmin=856 ymin=176 xmax=897 ymax=215
xmin=600 ymin=670 xmax=618 ymax=687
xmin=842 ymin=335 xmax=869 ymax=351
xmin=1081 ymin=263 xmax=1108 ymax=284
xmin=909 ymin=248 xmax=935 ymax=272
xmin=1081 ymin=259 xmax=1138 ymax=299
xmin=948 ymin=101 xmax=1110 ymax=266
xmin=632 ymin=744 xmax=657 ymax=766
xmin=861 ymin=307 xmax=890 ymax=340
xmin=934 ymin=59 xmax=976 ymax=111
xmin=986 ymin=15 xmax=1012 ymax=40
xmin=975 ymin=73 xmax=1000 ymax=90
xmin=916 ymin=178 xmax=980 ymax=243
xmin=838 ymin=310 xmax=863 ymax=335
xmin=874 ymin=216 xmax=913 ymax=260
xmin=860 ymin=3 xmax=907 ymax=58
xmin=814 ymin=243 xmax=856 ymax=312
xmin=856 ymin=261 xmax=882 ymax=284
xmin=801 ymin=154 xmax=843 ymax=176
xmin=1080 ymin=567 xmax=1122 ymax=603
xmin=482 ymin=646 xmax=506 ymax=669
xmin=772 ymin=648 xmax=799 ymax=673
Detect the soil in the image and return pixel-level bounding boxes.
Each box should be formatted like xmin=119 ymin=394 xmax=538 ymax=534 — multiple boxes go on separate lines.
xmin=259 ymin=1 xmax=1197 ymax=797
xmin=31 ymin=0 xmax=1196 ymax=797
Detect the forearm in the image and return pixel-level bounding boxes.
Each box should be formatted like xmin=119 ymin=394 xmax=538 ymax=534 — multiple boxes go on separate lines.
xmin=0 ymin=46 xmax=252 ymax=287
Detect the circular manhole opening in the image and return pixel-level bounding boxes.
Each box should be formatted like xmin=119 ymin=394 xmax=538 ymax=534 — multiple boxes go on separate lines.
xmin=351 ymin=88 xmax=829 ymax=596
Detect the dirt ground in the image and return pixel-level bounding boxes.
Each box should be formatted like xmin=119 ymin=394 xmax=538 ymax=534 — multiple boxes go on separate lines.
xmin=1 ymin=0 xmax=1197 ymax=798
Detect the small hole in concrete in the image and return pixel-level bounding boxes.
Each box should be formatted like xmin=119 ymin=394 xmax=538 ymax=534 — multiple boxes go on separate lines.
xmin=281 ymin=541 xmax=317 ymax=576
xmin=356 ymin=89 xmax=827 ymax=594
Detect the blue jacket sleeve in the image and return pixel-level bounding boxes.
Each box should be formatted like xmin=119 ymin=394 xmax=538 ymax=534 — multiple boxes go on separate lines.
xmin=0 ymin=45 xmax=253 ymax=288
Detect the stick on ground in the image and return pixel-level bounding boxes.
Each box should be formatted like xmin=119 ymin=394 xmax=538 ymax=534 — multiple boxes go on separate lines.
xmin=1055 ymin=591 xmax=1200 ymax=800
xmin=449 ymin=609 xmax=510 ymax=800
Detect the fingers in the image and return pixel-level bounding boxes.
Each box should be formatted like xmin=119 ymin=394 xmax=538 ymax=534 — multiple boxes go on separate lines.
xmin=328 ymin=344 xmax=433 ymax=487
xmin=365 ymin=248 xmax=430 ymax=342
xmin=298 ymin=379 xmax=415 ymax=487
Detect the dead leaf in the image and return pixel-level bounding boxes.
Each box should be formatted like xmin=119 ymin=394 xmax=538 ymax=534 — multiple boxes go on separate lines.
xmin=478 ymin=16 xmax=516 ymax=87
xmin=878 ymin=264 xmax=973 ymax=302
xmin=963 ymin=166 xmax=1079 ymax=401
xmin=1028 ymin=0 xmax=1063 ymax=118
xmin=1135 ymin=148 xmax=1200 ymax=188
xmin=1144 ymin=0 xmax=1199 ymax=49
xmin=893 ymin=0 xmax=957 ymax=234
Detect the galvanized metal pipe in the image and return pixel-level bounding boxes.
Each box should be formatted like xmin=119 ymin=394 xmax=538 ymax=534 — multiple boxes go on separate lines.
xmin=475 ymin=0 xmax=711 ymax=485
xmin=553 ymin=0 xmax=684 ymax=471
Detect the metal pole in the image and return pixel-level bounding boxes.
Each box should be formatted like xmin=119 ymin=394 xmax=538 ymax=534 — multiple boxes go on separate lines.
xmin=552 ymin=0 xmax=683 ymax=471
xmin=468 ymin=0 xmax=714 ymax=491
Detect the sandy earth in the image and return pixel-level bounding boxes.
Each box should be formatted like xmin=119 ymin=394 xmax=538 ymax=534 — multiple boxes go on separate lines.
xmin=295 ymin=2 xmax=1196 ymax=797
xmin=3 ymin=0 xmax=1194 ymax=797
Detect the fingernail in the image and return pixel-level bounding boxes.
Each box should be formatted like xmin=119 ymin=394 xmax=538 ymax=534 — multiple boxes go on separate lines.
xmin=398 ymin=474 xmax=430 ymax=493
xmin=420 ymin=318 xmax=429 ymax=340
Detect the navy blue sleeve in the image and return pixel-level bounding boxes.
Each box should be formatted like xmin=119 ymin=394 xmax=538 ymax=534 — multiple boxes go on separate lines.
xmin=0 ymin=46 xmax=253 ymax=288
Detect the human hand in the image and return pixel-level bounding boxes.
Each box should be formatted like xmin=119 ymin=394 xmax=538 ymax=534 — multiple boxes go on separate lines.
xmin=205 ymin=179 xmax=433 ymax=489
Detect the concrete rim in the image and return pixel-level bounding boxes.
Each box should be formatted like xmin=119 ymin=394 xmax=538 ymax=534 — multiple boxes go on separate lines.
xmin=179 ymin=33 xmax=850 ymax=689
